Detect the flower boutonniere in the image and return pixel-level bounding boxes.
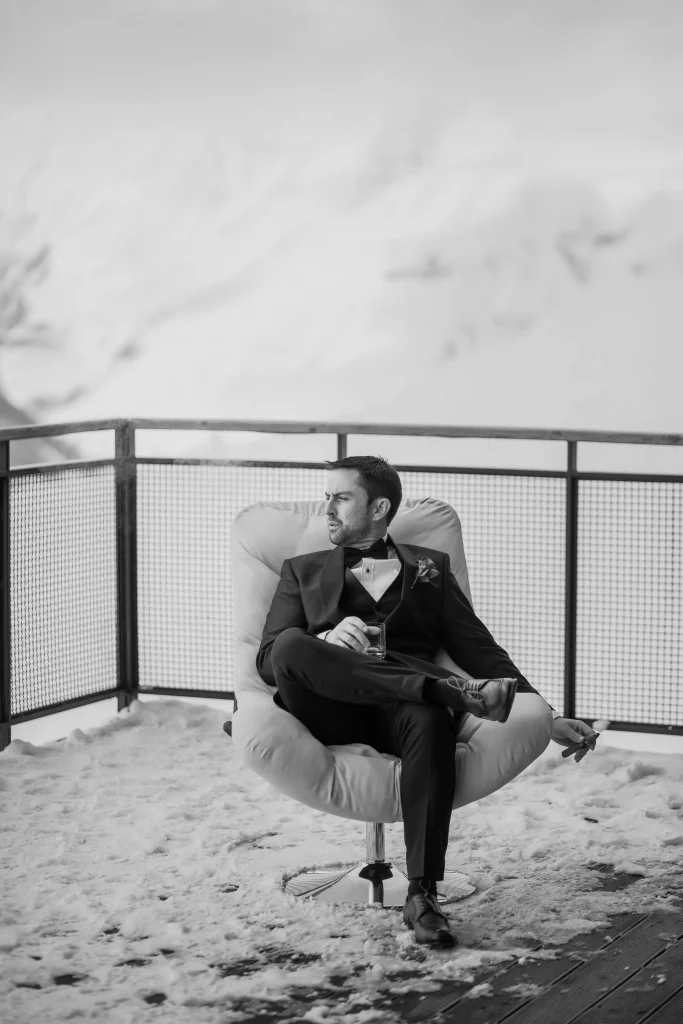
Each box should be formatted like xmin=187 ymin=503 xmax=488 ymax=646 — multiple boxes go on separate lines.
xmin=411 ymin=555 xmax=440 ymax=590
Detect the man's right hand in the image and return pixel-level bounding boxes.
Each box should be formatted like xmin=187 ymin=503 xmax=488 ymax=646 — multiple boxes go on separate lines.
xmin=325 ymin=616 xmax=370 ymax=652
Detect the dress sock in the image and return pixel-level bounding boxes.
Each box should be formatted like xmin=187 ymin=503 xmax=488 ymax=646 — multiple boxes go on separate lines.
xmin=407 ymin=877 xmax=437 ymax=897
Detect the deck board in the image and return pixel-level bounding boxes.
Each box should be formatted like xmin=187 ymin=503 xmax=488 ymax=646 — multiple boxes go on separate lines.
xmin=397 ymin=900 xmax=683 ymax=1024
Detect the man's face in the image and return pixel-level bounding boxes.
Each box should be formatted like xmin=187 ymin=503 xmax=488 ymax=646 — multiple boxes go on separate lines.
xmin=325 ymin=469 xmax=376 ymax=546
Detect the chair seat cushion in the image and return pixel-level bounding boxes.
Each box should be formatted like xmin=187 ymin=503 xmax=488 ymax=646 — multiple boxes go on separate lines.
xmin=232 ymin=690 xmax=553 ymax=821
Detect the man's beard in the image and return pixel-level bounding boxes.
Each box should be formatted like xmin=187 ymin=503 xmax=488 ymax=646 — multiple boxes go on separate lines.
xmin=328 ymin=522 xmax=368 ymax=547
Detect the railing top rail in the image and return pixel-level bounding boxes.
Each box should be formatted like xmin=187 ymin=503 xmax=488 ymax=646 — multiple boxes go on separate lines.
xmin=1 ymin=417 xmax=682 ymax=446
xmin=0 ymin=418 xmax=127 ymax=441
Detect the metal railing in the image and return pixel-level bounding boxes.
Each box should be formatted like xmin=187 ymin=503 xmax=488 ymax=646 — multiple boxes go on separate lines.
xmin=1 ymin=417 xmax=682 ymax=749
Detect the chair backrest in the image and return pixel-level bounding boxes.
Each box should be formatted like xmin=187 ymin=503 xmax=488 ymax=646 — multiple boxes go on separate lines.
xmin=231 ymin=497 xmax=472 ymax=697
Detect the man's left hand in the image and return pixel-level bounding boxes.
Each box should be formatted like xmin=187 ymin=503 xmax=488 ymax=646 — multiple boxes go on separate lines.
xmin=551 ymin=717 xmax=600 ymax=762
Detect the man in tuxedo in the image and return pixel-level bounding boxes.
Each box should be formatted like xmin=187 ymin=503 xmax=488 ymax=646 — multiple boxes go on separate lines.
xmin=257 ymin=455 xmax=598 ymax=947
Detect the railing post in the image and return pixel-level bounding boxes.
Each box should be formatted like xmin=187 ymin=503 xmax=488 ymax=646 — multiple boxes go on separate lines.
xmin=0 ymin=441 xmax=10 ymax=751
xmin=115 ymin=423 xmax=139 ymax=711
xmin=337 ymin=433 xmax=347 ymax=460
xmin=564 ymin=441 xmax=579 ymax=720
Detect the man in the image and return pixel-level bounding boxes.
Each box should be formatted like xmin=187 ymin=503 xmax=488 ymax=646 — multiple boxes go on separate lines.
xmin=257 ymin=456 xmax=598 ymax=947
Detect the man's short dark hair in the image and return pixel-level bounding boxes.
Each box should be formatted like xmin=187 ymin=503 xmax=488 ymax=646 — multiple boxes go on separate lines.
xmin=324 ymin=455 xmax=402 ymax=525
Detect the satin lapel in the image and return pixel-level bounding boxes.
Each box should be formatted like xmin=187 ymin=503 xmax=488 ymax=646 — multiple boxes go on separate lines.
xmin=385 ymin=539 xmax=419 ymax=624
xmin=319 ymin=544 xmax=346 ymax=625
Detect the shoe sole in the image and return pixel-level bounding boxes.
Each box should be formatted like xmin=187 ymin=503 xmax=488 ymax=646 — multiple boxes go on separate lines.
xmin=497 ymin=678 xmax=518 ymax=724
xmin=403 ymin=917 xmax=456 ymax=946
xmin=403 ymin=916 xmax=457 ymax=946
xmin=459 ymin=678 xmax=519 ymax=723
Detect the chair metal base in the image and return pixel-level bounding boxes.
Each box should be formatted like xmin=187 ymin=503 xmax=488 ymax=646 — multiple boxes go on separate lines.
xmin=284 ymin=859 xmax=448 ymax=908
xmin=283 ymin=861 xmax=476 ymax=907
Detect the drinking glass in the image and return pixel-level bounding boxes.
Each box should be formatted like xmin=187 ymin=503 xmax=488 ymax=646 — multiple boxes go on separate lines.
xmin=364 ymin=621 xmax=386 ymax=659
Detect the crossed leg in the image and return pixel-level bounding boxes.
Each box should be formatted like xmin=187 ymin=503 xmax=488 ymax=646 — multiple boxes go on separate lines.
xmin=271 ymin=627 xmax=460 ymax=880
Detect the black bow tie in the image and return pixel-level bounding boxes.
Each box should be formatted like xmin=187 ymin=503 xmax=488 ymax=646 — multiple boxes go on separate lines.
xmin=343 ymin=538 xmax=389 ymax=567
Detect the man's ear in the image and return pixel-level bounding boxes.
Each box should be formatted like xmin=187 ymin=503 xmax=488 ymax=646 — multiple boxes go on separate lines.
xmin=373 ymin=497 xmax=391 ymax=522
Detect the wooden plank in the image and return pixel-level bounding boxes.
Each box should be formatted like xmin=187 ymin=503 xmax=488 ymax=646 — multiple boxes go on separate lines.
xmin=638 ymin=984 xmax=683 ymax=1023
xmin=128 ymin=419 xmax=683 ymax=446
xmin=3 ymin=417 xmax=683 ymax=447
xmin=392 ymin=913 xmax=646 ymax=1023
xmin=571 ymin=939 xmax=683 ymax=1023
xmin=494 ymin=912 xmax=683 ymax=1024
xmin=0 ymin=419 xmax=126 ymax=440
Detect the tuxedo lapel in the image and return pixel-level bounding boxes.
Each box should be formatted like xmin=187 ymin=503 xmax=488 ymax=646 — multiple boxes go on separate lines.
xmin=318 ymin=538 xmax=425 ymax=628
xmin=318 ymin=544 xmax=346 ymax=626
xmin=385 ymin=538 xmax=419 ymax=625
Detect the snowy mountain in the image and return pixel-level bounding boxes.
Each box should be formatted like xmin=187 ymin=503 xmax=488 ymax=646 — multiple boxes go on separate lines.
xmin=0 ymin=0 xmax=681 ymax=462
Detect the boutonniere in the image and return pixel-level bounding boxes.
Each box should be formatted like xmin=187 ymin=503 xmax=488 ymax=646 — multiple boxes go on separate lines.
xmin=411 ymin=555 xmax=440 ymax=589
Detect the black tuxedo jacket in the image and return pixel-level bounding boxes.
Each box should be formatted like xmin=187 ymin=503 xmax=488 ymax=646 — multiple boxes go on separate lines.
xmin=257 ymin=538 xmax=543 ymax=701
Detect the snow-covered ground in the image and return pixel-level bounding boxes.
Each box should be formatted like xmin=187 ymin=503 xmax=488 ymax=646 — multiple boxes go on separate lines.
xmin=2 ymin=697 xmax=682 ymax=1023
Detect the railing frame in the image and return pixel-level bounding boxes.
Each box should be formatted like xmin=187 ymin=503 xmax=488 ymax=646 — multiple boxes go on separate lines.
xmin=564 ymin=442 xmax=579 ymax=722
xmin=1 ymin=417 xmax=682 ymax=750
xmin=115 ymin=423 xmax=139 ymax=712
xmin=0 ymin=441 xmax=11 ymax=750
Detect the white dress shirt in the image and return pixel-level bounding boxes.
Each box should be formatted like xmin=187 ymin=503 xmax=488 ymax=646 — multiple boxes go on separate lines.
xmin=350 ymin=538 xmax=401 ymax=601
xmin=318 ymin=535 xmax=400 ymax=640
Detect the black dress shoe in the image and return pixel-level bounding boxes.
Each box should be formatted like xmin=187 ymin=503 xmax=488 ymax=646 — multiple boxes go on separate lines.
xmin=403 ymin=892 xmax=457 ymax=947
xmin=445 ymin=676 xmax=518 ymax=723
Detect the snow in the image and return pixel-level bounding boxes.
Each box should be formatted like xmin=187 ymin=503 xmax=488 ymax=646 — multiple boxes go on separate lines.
xmin=1 ymin=697 xmax=682 ymax=1022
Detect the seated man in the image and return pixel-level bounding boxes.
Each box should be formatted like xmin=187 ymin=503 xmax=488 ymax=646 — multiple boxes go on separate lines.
xmin=257 ymin=455 xmax=597 ymax=947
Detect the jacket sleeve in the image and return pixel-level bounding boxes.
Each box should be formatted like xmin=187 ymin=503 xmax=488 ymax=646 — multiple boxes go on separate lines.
xmin=256 ymin=558 xmax=310 ymax=687
xmin=438 ymin=553 xmax=552 ymax=707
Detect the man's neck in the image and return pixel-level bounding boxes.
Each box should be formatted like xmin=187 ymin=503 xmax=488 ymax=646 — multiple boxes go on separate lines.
xmin=351 ymin=532 xmax=389 ymax=549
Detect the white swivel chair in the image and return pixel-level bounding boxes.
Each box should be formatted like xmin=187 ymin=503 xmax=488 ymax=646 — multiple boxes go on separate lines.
xmin=229 ymin=497 xmax=553 ymax=907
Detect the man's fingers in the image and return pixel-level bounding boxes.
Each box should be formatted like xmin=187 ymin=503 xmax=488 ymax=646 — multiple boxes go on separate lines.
xmin=569 ymin=727 xmax=598 ymax=745
xmin=337 ymin=618 xmax=370 ymax=650
xmin=347 ymin=626 xmax=369 ymax=647
xmin=339 ymin=627 xmax=368 ymax=650
xmin=562 ymin=732 xmax=600 ymax=759
xmin=341 ymin=637 xmax=363 ymax=650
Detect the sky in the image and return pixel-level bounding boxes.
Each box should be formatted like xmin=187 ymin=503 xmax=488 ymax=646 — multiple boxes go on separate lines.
xmin=1 ymin=0 xmax=683 ymax=439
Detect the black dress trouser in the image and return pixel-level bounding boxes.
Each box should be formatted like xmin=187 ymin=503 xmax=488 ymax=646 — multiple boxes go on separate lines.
xmin=270 ymin=627 xmax=463 ymax=881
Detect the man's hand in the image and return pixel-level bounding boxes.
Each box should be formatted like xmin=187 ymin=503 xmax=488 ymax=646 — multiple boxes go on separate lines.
xmin=551 ymin=717 xmax=600 ymax=762
xmin=325 ymin=616 xmax=371 ymax=652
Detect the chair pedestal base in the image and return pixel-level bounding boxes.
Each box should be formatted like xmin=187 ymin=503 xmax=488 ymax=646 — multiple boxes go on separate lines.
xmin=283 ymin=861 xmax=448 ymax=908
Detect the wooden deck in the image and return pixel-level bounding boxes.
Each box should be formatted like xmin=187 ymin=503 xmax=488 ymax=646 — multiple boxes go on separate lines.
xmin=392 ymin=868 xmax=683 ymax=1023
xmin=226 ymin=871 xmax=683 ymax=1023
xmin=392 ymin=905 xmax=683 ymax=1023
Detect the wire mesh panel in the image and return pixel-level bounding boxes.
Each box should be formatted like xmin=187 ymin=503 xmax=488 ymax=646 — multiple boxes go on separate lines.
xmin=137 ymin=463 xmax=566 ymax=706
xmin=400 ymin=472 xmax=566 ymax=711
xmin=576 ymin=481 xmax=683 ymax=726
xmin=7 ymin=428 xmax=683 ymax=737
xmin=136 ymin=463 xmax=327 ymax=692
xmin=10 ymin=466 xmax=118 ymax=716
